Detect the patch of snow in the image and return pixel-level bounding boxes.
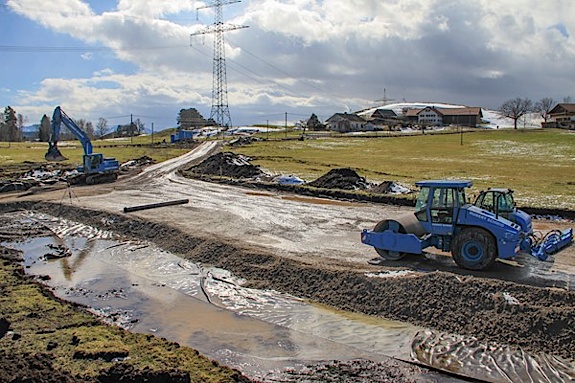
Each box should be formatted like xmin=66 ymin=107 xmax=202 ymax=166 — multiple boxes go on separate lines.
xmin=274 ymin=175 xmax=305 ymax=185
xmin=389 ymin=182 xmax=412 ymax=194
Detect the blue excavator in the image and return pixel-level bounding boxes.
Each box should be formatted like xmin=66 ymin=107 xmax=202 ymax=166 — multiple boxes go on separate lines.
xmin=45 ymin=106 xmax=119 ymax=185
xmin=362 ymin=180 xmax=573 ymax=270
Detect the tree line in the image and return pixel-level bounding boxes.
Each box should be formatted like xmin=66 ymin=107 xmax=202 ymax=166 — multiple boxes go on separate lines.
xmin=0 ymin=106 xmax=146 ymax=142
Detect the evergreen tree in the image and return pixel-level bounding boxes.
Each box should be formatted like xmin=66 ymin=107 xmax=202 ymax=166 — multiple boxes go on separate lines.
xmin=178 ymin=108 xmax=207 ymax=129
xmin=39 ymin=114 xmax=51 ymax=142
xmin=306 ymin=113 xmax=324 ymax=131
xmin=3 ymin=106 xmax=18 ymax=143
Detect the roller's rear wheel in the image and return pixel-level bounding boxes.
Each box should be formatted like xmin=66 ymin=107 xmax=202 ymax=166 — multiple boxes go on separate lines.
xmin=452 ymin=227 xmax=497 ymax=270
xmin=373 ymin=219 xmax=406 ymax=261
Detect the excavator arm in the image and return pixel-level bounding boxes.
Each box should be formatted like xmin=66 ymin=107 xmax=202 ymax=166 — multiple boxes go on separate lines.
xmin=45 ymin=106 xmax=93 ymax=161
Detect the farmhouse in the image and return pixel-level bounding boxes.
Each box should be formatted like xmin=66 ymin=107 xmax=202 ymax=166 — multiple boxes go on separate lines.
xmin=542 ymin=103 xmax=575 ymax=129
xmin=325 ymin=112 xmax=366 ymax=132
xmin=362 ymin=109 xmax=399 ymax=130
xmin=403 ymin=106 xmax=482 ymax=127
xmin=440 ymin=107 xmax=482 ymax=127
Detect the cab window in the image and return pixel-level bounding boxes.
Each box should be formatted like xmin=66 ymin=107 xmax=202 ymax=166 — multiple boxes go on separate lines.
xmin=430 ymin=187 xmax=456 ymax=224
xmin=415 ymin=187 xmax=430 ymax=221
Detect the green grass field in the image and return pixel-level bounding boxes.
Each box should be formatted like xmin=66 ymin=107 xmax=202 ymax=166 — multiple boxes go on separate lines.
xmin=0 ymin=133 xmax=189 ymax=166
xmin=1 ymin=128 xmax=574 ymax=210
xmin=232 ymin=129 xmax=575 ymax=210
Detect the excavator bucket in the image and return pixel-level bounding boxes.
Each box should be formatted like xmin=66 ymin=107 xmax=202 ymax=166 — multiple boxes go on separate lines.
xmin=45 ymin=143 xmax=68 ymax=162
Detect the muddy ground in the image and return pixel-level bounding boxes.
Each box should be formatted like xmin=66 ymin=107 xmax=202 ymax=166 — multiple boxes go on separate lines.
xmin=1 ymin=144 xmax=575 ymax=382
xmin=0 ymin=208 xmax=433 ymax=383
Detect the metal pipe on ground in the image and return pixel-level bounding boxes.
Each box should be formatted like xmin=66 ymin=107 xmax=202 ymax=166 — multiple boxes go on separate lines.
xmin=123 ymin=199 xmax=189 ymax=213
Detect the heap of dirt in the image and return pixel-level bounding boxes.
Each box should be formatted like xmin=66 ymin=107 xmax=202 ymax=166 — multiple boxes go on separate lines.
xmin=119 ymin=156 xmax=155 ymax=172
xmin=186 ymin=152 xmax=265 ymax=179
xmin=0 ymin=157 xmax=159 ymax=194
xmin=0 ymin=163 xmax=76 ymax=193
xmin=308 ymin=168 xmax=371 ymax=190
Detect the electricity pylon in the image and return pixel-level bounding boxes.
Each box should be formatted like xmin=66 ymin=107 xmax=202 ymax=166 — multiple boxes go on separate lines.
xmin=191 ymin=0 xmax=248 ymax=129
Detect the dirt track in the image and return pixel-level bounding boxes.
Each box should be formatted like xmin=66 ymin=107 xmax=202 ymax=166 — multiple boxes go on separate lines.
xmin=2 ymin=141 xmax=575 ymax=382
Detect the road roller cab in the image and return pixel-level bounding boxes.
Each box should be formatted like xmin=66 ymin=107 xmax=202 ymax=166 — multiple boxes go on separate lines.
xmin=361 ymin=180 xmax=573 ymax=270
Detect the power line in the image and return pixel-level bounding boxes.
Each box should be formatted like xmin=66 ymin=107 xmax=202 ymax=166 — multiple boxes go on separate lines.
xmin=0 ymin=45 xmax=183 ymax=53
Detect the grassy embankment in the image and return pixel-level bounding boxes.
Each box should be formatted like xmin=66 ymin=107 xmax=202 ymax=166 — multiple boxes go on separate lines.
xmin=0 ymin=246 xmax=246 ymax=382
xmin=233 ymin=128 xmax=575 ymax=210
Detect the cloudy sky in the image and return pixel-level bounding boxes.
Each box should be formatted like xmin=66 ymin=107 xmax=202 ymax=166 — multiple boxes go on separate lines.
xmin=0 ymin=0 xmax=573 ymax=130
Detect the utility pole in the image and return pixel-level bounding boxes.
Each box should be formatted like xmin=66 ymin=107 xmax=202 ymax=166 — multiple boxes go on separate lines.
xmin=285 ymin=112 xmax=288 ymax=138
xmin=192 ymin=1 xmax=248 ymax=130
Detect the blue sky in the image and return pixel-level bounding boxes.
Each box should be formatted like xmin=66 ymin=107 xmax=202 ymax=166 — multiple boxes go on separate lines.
xmin=1 ymin=0 xmax=574 ymax=130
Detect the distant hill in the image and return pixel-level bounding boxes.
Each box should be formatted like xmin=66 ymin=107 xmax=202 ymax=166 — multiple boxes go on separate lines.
xmin=23 ymin=124 xmax=39 ymax=140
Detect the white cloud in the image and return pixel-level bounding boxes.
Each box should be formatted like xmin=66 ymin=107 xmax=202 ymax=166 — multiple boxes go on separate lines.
xmin=5 ymin=0 xmax=575 ymax=127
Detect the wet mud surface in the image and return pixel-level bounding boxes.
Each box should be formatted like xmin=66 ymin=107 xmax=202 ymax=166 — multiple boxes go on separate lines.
xmin=2 ymin=202 xmax=575 ymax=380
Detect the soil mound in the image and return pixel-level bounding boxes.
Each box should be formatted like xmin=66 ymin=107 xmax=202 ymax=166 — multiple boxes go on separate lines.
xmin=186 ymin=152 xmax=264 ymax=179
xmin=120 ymin=156 xmax=155 ymax=171
xmin=308 ymin=168 xmax=371 ymax=190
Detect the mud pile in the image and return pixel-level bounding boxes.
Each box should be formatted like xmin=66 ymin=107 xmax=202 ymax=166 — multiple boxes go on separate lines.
xmin=119 ymin=156 xmax=155 ymax=171
xmin=0 ymin=164 xmax=74 ymax=193
xmin=229 ymin=137 xmax=260 ymax=147
xmin=308 ymin=168 xmax=371 ymax=190
xmin=186 ymin=152 xmax=265 ymax=179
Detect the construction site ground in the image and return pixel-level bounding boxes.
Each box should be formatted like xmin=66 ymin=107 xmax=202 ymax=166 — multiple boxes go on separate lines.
xmin=1 ymin=141 xmax=575 ymax=382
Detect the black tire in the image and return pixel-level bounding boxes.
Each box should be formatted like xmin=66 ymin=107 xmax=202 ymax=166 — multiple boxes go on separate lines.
xmin=452 ymin=227 xmax=497 ymax=270
xmin=373 ymin=219 xmax=406 ymax=261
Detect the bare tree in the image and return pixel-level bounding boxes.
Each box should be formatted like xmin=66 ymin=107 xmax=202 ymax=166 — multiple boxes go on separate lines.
xmin=534 ymin=97 xmax=556 ymax=123
xmin=564 ymin=96 xmax=573 ymax=103
xmin=17 ymin=113 xmax=25 ymax=142
xmin=96 ymin=117 xmax=108 ymax=138
xmin=85 ymin=121 xmax=95 ymax=140
xmin=499 ymin=97 xmax=533 ymax=129
xmin=134 ymin=118 xmax=145 ymax=134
